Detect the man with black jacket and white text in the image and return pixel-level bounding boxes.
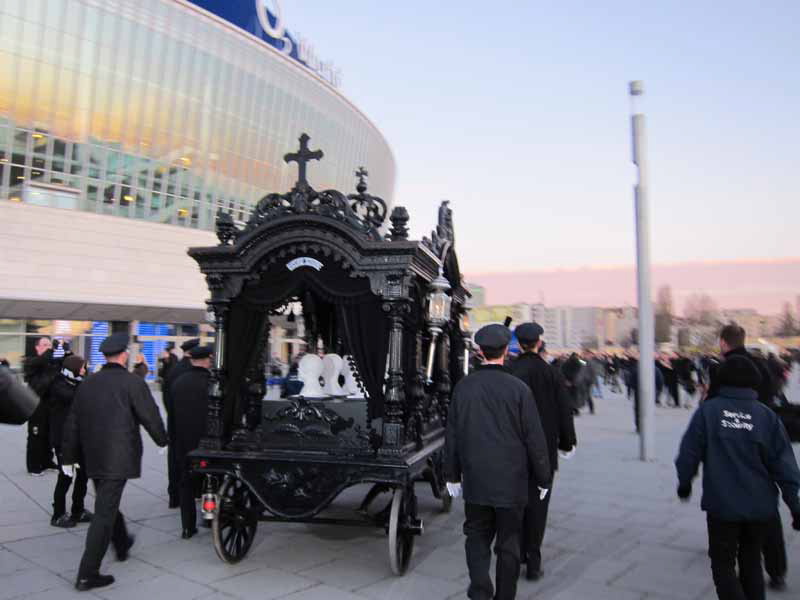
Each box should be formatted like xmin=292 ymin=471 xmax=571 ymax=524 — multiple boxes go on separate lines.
xmin=675 ymin=354 xmax=800 ymax=600
xmin=704 ymin=324 xmax=789 ymax=589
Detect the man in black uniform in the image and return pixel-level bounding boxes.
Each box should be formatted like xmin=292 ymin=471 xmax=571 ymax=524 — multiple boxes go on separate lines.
xmin=511 ymin=322 xmax=577 ymax=580
xmin=62 ymin=333 xmax=168 ymax=592
xmin=676 ymin=355 xmax=800 ymax=600
xmin=170 ymin=344 xmax=212 ymax=539
xmin=445 ymin=324 xmax=552 ymax=600
xmin=162 ymin=338 xmax=199 ymax=508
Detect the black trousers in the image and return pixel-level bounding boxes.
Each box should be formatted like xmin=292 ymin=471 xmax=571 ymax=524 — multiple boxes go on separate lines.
xmin=53 ymin=453 xmax=88 ymax=517
xmin=464 ymin=503 xmax=524 ymax=600
xmin=521 ymin=479 xmax=553 ymax=572
xmin=26 ymin=404 xmax=53 ymax=473
xmin=179 ymin=469 xmax=197 ymax=531
xmin=762 ymin=513 xmax=786 ymax=579
xmin=707 ymin=516 xmax=767 ymax=600
xmin=78 ymin=479 xmax=130 ymax=578
xmin=166 ymin=411 xmax=179 ymax=503
xmin=667 ymin=379 xmax=680 ymax=406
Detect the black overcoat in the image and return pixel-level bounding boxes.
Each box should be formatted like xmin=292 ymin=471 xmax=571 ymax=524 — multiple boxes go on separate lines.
xmin=163 ymin=357 xmax=193 ymax=432
xmin=170 ymin=366 xmax=210 ymax=470
xmin=445 ymin=364 xmax=552 ymax=507
xmin=62 ymin=363 xmax=168 ymax=479
xmin=511 ymin=352 xmax=577 ymax=474
xmin=47 ymin=373 xmax=79 ymax=451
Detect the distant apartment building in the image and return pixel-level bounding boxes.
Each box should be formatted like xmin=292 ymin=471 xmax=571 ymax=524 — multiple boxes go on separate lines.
xmin=719 ymin=309 xmax=772 ymax=339
xmin=464 ymin=283 xmax=486 ymax=308
xmin=470 ymin=301 xmax=637 ymax=351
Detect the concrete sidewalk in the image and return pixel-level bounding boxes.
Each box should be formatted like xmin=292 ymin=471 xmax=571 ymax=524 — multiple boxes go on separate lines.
xmin=1 ymin=380 xmax=798 ymax=599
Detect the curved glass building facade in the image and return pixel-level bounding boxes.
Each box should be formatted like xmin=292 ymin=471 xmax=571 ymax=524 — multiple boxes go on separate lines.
xmin=0 ymin=0 xmax=395 ymax=229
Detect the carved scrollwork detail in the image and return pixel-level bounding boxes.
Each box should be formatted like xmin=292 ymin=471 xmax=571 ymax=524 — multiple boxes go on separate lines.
xmin=348 ymin=167 xmax=387 ymax=232
xmin=215 ymin=210 xmax=238 ymax=245
xmin=262 ymin=397 xmax=370 ymax=450
xmin=422 ymin=200 xmax=455 ymax=259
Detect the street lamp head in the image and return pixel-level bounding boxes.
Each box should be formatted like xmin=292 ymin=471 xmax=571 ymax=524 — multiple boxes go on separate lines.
xmin=629 ymin=80 xmax=644 ymax=96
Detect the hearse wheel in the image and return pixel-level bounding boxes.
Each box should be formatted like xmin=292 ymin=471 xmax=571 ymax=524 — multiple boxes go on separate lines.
xmin=212 ymin=477 xmax=258 ymax=564
xmin=387 ymin=487 xmax=422 ymax=575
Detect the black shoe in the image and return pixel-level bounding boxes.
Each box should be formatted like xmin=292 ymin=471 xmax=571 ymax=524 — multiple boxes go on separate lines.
xmin=115 ymin=535 xmax=134 ymax=561
xmin=75 ymin=574 xmax=114 ymax=591
xmin=71 ymin=509 xmax=93 ymax=523
xmin=51 ymin=514 xmax=76 ymax=528
xmin=181 ymin=527 xmax=198 ymax=539
xmin=769 ymin=576 xmax=787 ymax=591
xmin=526 ymin=564 xmax=544 ymax=581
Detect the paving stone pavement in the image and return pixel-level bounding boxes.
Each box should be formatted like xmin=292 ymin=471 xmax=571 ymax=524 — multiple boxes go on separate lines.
xmin=1 ymin=374 xmax=798 ymax=599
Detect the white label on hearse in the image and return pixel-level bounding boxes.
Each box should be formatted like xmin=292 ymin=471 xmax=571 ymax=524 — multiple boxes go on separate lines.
xmin=286 ymin=257 xmax=324 ymax=271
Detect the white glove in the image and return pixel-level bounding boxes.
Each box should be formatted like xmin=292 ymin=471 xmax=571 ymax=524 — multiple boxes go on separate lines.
xmin=446 ymin=482 xmax=462 ymax=498
xmin=538 ymin=487 xmax=549 ymax=500
xmin=559 ymin=447 xmax=576 ymax=460
xmin=61 ymin=464 xmax=75 ymax=478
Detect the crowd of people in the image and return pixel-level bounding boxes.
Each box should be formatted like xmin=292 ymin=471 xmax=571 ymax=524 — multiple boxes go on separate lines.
xmin=447 ymin=321 xmax=799 ymax=600
xmin=1 ymin=323 xmax=798 ymax=599
xmin=0 ymin=334 xmax=211 ymax=591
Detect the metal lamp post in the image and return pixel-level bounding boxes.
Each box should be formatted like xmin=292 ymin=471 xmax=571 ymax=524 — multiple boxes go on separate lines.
xmin=425 ymin=270 xmax=452 ymax=383
xmin=630 ymin=80 xmax=655 ymax=461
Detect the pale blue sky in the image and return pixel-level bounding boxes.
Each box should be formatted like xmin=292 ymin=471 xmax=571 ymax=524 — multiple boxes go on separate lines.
xmin=282 ymin=0 xmax=798 ymax=273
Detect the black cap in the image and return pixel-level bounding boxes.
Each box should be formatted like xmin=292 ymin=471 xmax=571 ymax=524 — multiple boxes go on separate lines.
xmin=516 ymin=322 xmax=544 ymax=345
xmin=718 ymin=355 xmax=762 ymax=389
xmin=474 ymin=324 xmax=512 ymax=350
xmin=99 ymin=333 xmax=129 ymax=356
xmin=187 ymin=344 xmax=213 ymax=359
xmin=181 ymin=338 xmax=200 ymax=352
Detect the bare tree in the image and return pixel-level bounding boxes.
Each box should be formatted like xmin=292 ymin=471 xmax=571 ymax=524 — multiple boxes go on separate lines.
xmin=655 ymin=285 xmax=673 ymax=343
xmin=777 ymin=302 xmax=798 ymax=337
xmin=683 ymin=293 xmax=719 ymax=325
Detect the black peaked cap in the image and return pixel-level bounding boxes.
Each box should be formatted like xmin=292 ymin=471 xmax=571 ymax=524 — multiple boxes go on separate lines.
xmin=475 ymin=324 xmax=512 ymax=350
xmin=99 ymin=333 xmax=129 ymax=356
xmin=516 ymin=322 xmax=544 ymax=344
xmin=187 ymin=344 xmax=213 ymax=359
xmin=181 ymin=338 xmax=201 ymax=352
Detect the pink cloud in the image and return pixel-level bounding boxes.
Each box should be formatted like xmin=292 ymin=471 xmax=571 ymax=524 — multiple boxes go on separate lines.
xmin=468 ymin=258 xmax=800 ymax=315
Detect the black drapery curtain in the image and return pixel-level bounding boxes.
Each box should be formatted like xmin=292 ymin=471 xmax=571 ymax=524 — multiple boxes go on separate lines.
xmin=224 ymin=299 xmax=268 ymax=435
xmin=237 ymin=256 xmax=389 ymax=418
xmin=337 ymin=301 xmax=388 ymax=419
xmin=449 ymin=323 xmax=466 ymax=388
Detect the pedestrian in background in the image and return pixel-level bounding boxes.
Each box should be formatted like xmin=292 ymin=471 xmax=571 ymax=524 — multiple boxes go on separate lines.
xmin=23 ymin=336 xmax=58 ymax=475
xmin=132 ymin=353 xmax=149 ymax=379
xmin=161 ymin=338 xmax=199 ymax=508
xmin=48 ymin=354 xmax=92 ymax=528
xmin=62 ymin=333 xmax=168 ymax=592
xmin=445 ymin=324 xmax=551 ymax=600
xmin=170 ymin=344 xmax=212 ymax=539
xmin=675 ymin=355 xmax=800 ymax=600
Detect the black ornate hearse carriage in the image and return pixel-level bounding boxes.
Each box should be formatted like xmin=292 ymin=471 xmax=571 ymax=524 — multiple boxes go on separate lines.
xmin=187 ymin=134 xmax=470 ymax=574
